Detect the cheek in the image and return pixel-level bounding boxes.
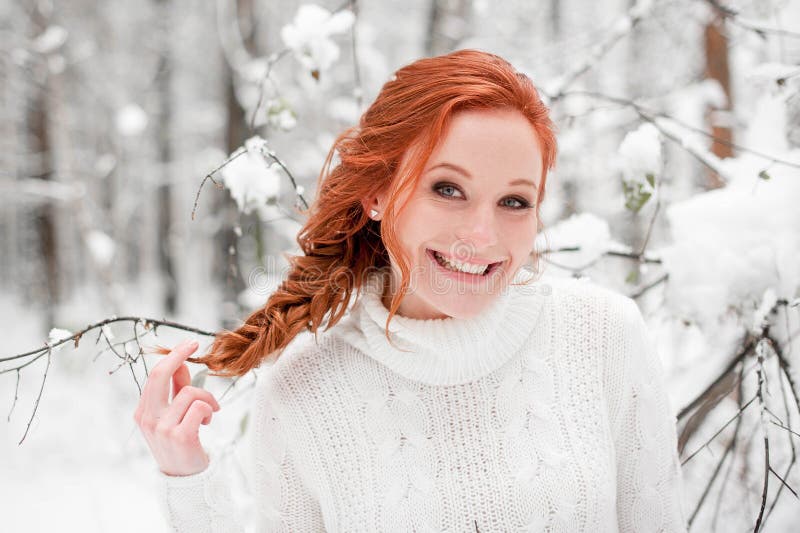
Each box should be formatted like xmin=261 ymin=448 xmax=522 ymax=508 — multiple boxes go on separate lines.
xmin=504 ymin=215 xmax=538 ymax=254
xmin=393 ymin=207 xmax=428 ymax=253
xmin=416 ymin=201 xmax=450 ymax=223
xmin=400 ymin=202 xmax=446 ymax=237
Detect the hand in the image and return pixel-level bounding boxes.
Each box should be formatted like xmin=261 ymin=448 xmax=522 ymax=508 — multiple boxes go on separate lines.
xmin=133 ymin=339 xmax=221 ymax=476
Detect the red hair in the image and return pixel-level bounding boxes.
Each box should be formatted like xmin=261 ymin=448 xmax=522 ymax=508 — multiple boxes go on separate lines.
xmin=190 ymin=49 xmax=558 ymax=377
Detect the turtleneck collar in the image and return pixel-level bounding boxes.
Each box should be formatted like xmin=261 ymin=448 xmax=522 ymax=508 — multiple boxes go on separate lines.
xmin=334 ymin=267 xmax=551 ymax=386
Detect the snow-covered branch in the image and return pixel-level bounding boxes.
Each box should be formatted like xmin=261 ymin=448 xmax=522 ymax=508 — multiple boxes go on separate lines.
xmin=704 ymin=0 xmax=800 ymax=40
xmin=545 ymin=0 xmax=655 ymax=101
xmin=2 ymin=316 xmax=217 ymax=445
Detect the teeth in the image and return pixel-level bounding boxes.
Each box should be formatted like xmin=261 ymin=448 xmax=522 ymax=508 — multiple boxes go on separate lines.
xmin=433 ymin=250 xmax=490 ymax=275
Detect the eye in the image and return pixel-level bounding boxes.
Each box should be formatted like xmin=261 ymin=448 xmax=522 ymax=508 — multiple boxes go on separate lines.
xmin=501 ymin=196 xmax=533 ymax=209
xmin=433 ymin=182 xmax=464 ymax=199
xmin=433 ymin=181 xmax=534 ymax=211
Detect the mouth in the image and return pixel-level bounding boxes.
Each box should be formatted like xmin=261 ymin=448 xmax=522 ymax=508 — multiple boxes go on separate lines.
xmin=425 ymin=248 xmax=504 ymax=278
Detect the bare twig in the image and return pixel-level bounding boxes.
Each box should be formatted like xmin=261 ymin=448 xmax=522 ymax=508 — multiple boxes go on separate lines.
xmin=704 ymin=0 xmax=800 ymax=40
xmin=678 ymin=336 xmax=757 ymax=421
xmin=629 ymin=272 xmax=669 ymax=300
xmin=6 ymin=370 xmax=21 ymax=422
xmin=18 ymin=349 xmax=51 ymax=445
xmin=536 ymin=245 xmax=661 ymax=269
xmin=191 ymin=148 xmax=244 ymax=220
xmin=710 ymin=361 xmax=747 ymax=531
xmin=753 ymin=355 xmax=769 ymax=532
xmin=763 ymin=309 xmax=799 ymax=521
xmin=689 ymin=410 xmax=738 ymax=527
xmin=3 ymin=317 xmax=220 ymax=446
xmin=259 ymin=146 xmax=310 ymax=211
xmin=681 ymin=395 xmax=757 ymax=466
xmin=555 ymin=90 xmax=800 ymax=171
xmin=248 ymin=48 xmax=291 ymax=132
xmin=547 ymin=0 xmax=655 ymax=100
xmin=132 ymin=319 xmax=149 ymax=378
xmin=1 ymin=316 xmax=216 ymax=365
xmin=768 ymin=464 xmax=798 ymax=498
xmin=770 ymin=419 xmax=800 ymax=440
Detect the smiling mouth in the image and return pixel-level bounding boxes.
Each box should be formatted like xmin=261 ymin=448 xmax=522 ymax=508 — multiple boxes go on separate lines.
xmin=426 ymin=248 xmax=503 ymax=277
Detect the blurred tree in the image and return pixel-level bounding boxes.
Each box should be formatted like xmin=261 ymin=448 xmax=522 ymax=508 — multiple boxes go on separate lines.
xmin=704 ymin=1 xmax=733 ymax=189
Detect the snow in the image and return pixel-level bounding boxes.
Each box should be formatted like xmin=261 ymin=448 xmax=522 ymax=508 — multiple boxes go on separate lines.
xmin=742 ymin=90 xmax=792 ymax=153
xmin=1 ymin=284 xmax=260 ymax=532
xmin=535 ymin=212 xmax=624 ymax=270
xmin=256 ymin=100 xmax=298 ymax=131
xmin=657 ymin=84 xmax=800 ymax=335
xmin=697 ymin=78 xmax=728 ymax=109
xmin=220 ymin=137 xmax=282 ymax=218
xmin=32 ymin=25 xmax=68 ymax=54
xmin=47 ymin=328 xmax=73 ymax=349
xmin=628 ymin=0 xmax=653 ymax=19
xmin=4 ymin=1 xmax=800 ymax=530
xmin=664 ymin=80 xmax=726 ymax=155
xmin=472 ymin=0 xmax=491 ymax=16
xmin=280 ymin=4 xmax=355 ymax=74
xmin=241 ymin=57 xmax=269 ymax=84
xmin=659 ymin=163 xmax=800 ymax=330
xmin=101 ymin=324 xmax=115 ymax=341
xmin=85 ymin=230 xmax=116 ymax=268
xmin=616 ymin=122 xmax=662 ymax=189
xmin=746 ymin=62 xmax=800 ymax=85
xmin=612 ymin=16 xmax=632 ymax=35
xmin=752 ymin=288 xmax=778 ymax=335
xmin=243 ymin=135 xmax=268 ymax=154
xmin=272 ymin=107 xmax=297 ymax=131
xmin=114 ymin=104 xmax=148 ymax=137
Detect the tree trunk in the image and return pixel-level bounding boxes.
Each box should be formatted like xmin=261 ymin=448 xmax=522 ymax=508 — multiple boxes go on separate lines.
xmin=704 ymin=4 xmax=733 ymax=189
xmin=156 ymin=0 xmax=177 ymax=313
xmin=29 ymin=5 xmax=58 ymax=328
xmin=215 ymin=0 xmax=257 ymax=329
xmin=425 ymin=0 xmax=471 ymax=56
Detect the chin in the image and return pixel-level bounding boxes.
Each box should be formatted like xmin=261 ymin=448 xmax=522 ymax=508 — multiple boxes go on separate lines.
xmin=428 ymin=291 xmax=497 ymax=320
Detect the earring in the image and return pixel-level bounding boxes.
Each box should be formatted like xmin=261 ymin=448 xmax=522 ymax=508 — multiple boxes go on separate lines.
xmin=369 ymin=209 xmax=379 ymax=218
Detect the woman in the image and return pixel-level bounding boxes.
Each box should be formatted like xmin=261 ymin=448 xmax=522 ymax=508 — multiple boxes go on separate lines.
xmin=135 ymin=49 xmax=687 ymax=532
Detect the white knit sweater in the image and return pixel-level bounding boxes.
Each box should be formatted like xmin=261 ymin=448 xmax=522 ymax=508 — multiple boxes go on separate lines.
xmin=157 ymin=268 xmax=688 ymax=532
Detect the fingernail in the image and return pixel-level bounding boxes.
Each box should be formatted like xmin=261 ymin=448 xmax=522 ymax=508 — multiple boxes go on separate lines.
xmin=189 ymin=340 xmax=199 ymax=348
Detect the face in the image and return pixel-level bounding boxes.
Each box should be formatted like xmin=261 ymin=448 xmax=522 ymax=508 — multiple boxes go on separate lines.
xmin=370 ymin=107 xmax=544 ymax=320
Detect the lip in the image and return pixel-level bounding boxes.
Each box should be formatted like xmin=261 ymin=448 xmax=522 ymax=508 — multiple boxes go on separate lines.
xmin=426 ymin=248 xmax=504 ymax=281
xmin=427 ymin=248 xmax=504 ymax=266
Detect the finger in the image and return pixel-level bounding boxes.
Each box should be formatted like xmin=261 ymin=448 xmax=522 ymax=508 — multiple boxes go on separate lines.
xmin=161 ymin=386 xmax=220 ymax=428
xmin=141 ymin=339 xmax=199 ymax=412
xmin=177 ymin=400 xmax=213 ymax=436
xmin=171 ymin=364 xmax=191 ymax=401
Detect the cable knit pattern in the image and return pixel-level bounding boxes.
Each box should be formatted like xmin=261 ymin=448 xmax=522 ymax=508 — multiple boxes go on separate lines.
xmin=156 ymin=268 xmax=687 ymax=532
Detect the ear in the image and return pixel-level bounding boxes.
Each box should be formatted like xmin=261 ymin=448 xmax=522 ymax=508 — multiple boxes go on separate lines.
xmin=362 ymin=192 xmax=387 ymax=221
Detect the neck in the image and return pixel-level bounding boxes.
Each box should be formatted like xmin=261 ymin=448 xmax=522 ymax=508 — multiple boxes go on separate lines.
xmin=335 ymin=267 xmax=551 ymax=386
xmin=380 ymin=275 xmax=449 ymax=320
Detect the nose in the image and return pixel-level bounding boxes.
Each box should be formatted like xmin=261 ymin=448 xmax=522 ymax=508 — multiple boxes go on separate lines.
xmin=454 ymin=202 xmax=499 ymax=253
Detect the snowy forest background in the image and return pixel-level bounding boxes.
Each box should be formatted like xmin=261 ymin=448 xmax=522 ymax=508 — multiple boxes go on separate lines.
xmin=2 ymin=0 xmax=800 ymax=531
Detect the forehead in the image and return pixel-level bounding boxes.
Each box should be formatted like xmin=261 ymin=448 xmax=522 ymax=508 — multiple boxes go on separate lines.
xmin=424 ymin=108 xmax=543 ymax=178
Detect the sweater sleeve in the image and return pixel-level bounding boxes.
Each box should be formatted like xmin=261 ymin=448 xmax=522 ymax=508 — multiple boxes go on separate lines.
xmin=611 ymin=297 xmax=688 ymax=533
xmin=156 ymin=367 xmax=326 ymax=532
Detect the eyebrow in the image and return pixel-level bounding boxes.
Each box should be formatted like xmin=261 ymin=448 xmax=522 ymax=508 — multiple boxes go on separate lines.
xmin=426 ymin=162 xmax=538 ymax=190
